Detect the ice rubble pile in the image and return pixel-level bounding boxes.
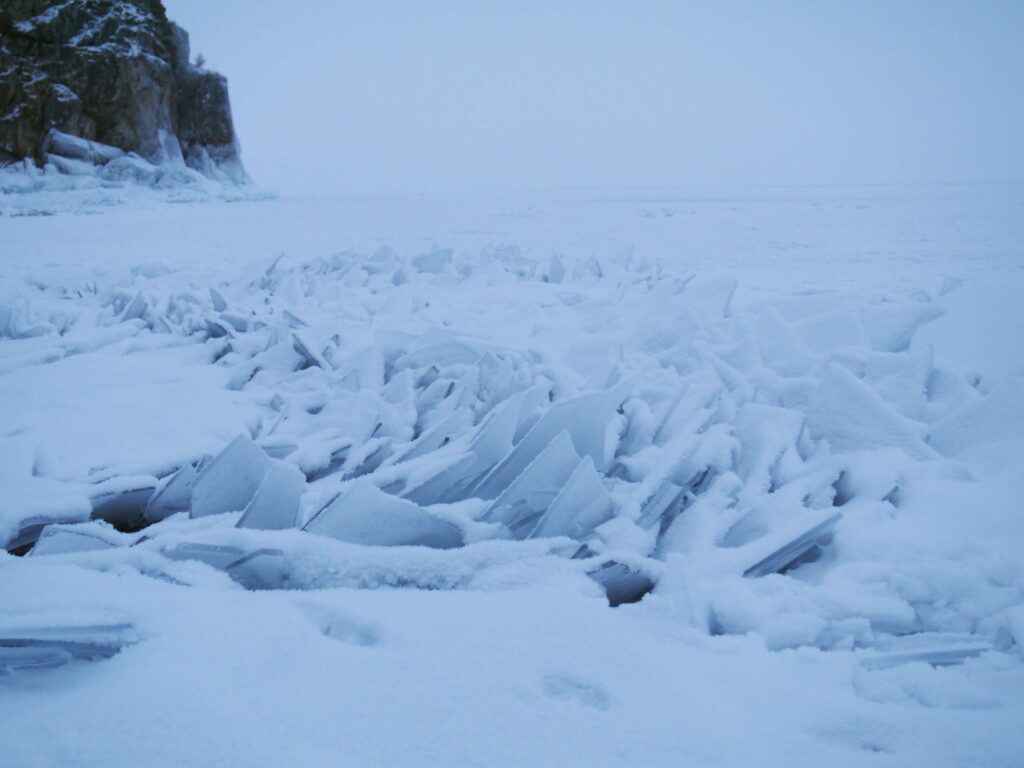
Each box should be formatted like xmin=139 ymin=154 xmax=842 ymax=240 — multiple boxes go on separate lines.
xmin=0 ymin=140 xmax=263 ymax=216
xmin=3 ymin=243 xmax=1021 ymax=666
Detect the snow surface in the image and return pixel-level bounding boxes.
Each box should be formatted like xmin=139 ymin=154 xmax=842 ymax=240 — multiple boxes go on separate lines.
xmin=1 ymin=181 xmax=1024 ymax=766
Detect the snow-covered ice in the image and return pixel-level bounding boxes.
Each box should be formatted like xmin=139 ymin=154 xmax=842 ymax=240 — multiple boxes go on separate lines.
xmin=2 ymin=183 xmax=1023 ymax=766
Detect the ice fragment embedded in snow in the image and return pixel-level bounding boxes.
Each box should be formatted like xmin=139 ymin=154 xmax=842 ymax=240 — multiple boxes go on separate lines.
xmin=530 ymin=456 xmax=614 ymax=540
xmin=118 ymin=291 xmax=147 ymax=322
xmin=412 ymin=247 xmax=453 ymax=274
xmin=209 ymin=287 xmax=228 ymax=311
xmin=236 ymin=461 xmax=305 ymax=530
xmin=0 ymin=623 xmax=134 ymax=675
xmin=144 ymin=463 xmax=197 ymax=523
xmin=304 ymin=478 xmax=463 ymax=548
xmin=30 ymin=524 xmax=118 ymax=556
xmin=190 ymin=435 xmax=273 ymax=518
xmin=587 ymin=561 xmax=657 ymax=607
xmin=858 ymin=632 xmax=994 ymax=670
xmin=6 ymin=514 xmax=84 ymax=554
xmin=474 ymin=389 xmax=623 ymax=499
xmin=163 ymin=542 xmax=249 ymax=570
xmin=484 ymin=430 xmax=581 ymax=536
xmin=225 ymin=548 xmax=289 ymax=589
xmin=292 ymin=331 xmax=331 ymax=369
xmin=742 ymin=512 xmax=842 ymax=578
xmin=90 ymin=477 xmax=156 ymax=527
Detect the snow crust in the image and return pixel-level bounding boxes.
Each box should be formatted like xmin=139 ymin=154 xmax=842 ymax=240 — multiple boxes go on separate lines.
xmin=1 ymin=185 xmax=1023 ymax=766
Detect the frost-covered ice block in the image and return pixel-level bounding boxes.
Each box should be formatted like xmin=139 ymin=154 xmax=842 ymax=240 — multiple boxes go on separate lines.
xmin=636 ymin=480 xmax=686 ymax=531
xmin=484 ymin=431 xmax=581 ymax=536
xmin=862 ymin=302 xmax=943 ymax=353
xmin=860 ymin=648 xmax=989 ymax=670
xmin=394 ymin=330 xmax=479 ymax=369
xmin=345 ymin=439 xmax=393 ymax=479
xmin=587 ymin=561 xmax=656 ymax=607
xmin=144 ymin=463 xmax=197 ymax=523
xmin=209 ymin=287 xmax=228 ymax=312
xmin=220 ymin=312 xmax=249 ymax=333
xmin=742 ymin=512 xmax=842 ymax=578
xmin=30 ymin=524 xmax=118 ymax=556
xmin=733 ymin=404 xmax=804 ymax=489
xmin=474 ymin=389 xmax=623 ymax=499
xmin=412 ymin=247 xmax=453 ymax=274
xmin=859 ymin=633 xmax=992 ymax=670
xmin=190 ymin=434 xmax=272 ymax=518
xmin=90 ymin=476 xmax=156 ymax=527
xmin=929 ymin=378 xmax=1024 ymax=456
xmin=205 ymin=317 xmax=235 ymax=338
xmin=304 ymin=479 xmax=463 ymax=548
xmin=5 ymin=514 xmax=84 ymax=553
xmin=365 ymin=244 xmax=399 ymax=274
xmin=795 ymin=306 xmax=869 ymax=354
xmin=399 ymin=407 xmax=475 ymax=462
xmin=402 ymin=453 xmax=478 ymax=506
xmin=292 ymin=331 xmax=332 ymax=370
xmin=225 ymin=548 xmax=288 ymax=590
xmin=404 ymin=393 xmax=525 ymax=504
xmin=256 ymin=435 xmax=299 ymax=460
xmin=0 ymin=623 xmax=134 ymax=675
xmin=164 ymin=542 xmax=248 ymax=570
xmin=236 ymin=462 xmax=305 ymax=530
xmin=530 ymin=456 xmax=614 ymax=540
xmin=306 ymin=443 xmax=354 ymax=481
xmin=467 ymin=392 xmax=524 ymax=469
xmin=678 ymin=276 xmax=737 ymax=319
xmin=281 ymin=309 xmax=307 ymax=328
xmin=119 ymin=291 xmax=147 ymax=322
xmin=807 ymin=364 xmax=936 ymax=460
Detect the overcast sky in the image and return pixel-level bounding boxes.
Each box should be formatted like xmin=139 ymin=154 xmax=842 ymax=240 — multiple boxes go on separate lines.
xmin=165 ymin=0 xmax=1024 ymax=195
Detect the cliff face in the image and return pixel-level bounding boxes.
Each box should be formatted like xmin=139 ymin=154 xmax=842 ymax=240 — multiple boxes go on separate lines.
xmin=0 ymin=0 xmax=245 ymax=181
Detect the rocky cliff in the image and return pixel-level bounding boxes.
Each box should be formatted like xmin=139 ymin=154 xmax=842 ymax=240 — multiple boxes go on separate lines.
xmin=0 ymin=0 xmax=245 ymax=182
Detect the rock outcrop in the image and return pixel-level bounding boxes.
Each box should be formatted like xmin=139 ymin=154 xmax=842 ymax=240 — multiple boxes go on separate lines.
xmin=0 ymin=0 xmax=245 ymax=182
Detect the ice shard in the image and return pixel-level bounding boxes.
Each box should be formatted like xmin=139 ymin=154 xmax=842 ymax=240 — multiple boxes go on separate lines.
xmin=6 ymin=514 xmax=85 ymax=554
xmin=399 ymin=407 xmax=474 ymax=462
xmin=90 ymin=477 xmax=157 ymax=528
xmin=30 ymin=524 xmax=118 ymax=556
xmin=412 ymin=247 xmax=453 ymax=274
xmin=403 ymin=395 xmax=525 ymax=505
xmin=190 ymin=434 xmax=273 ymax=518
xmin=742 ymin=512 xmax=842 ymax=578
xmin=292 ymin=331 xmax=332 ymax=370
xmin=394 ymin=330 xmax=479 ymax=369
xmin=636 ymin=480 xmax=686 ymax=531
xmin=225 ymin=548 xmax=289 ymax=590
xmin=473 ymin=388 xmax=624 ymax=499
xmin=119 ymin=291 xmax=147 ymax=322
xmin=0 ymin=624 xmax=135 ymax=674
xmin=236 ymin=461 xmax=305 ymax=530
xmin=484 ymin=430 xmax=581 ymax=537
xmin=587 ymin=561 xmax=657 ymax=607
xmin=304 ymin=478 xmax=463 ymax=548
xmin=529 ymin=456 xmax=614 ymax=540
xmin=209 ymin=287 xmax=228 ymax=311
xmin=163 ymin=542 xmax=249 ymax=570
xmin=144 ymin=463 xmax=197 ymax=523
xmin=858 ymin=632 xmax=993 ymax=670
